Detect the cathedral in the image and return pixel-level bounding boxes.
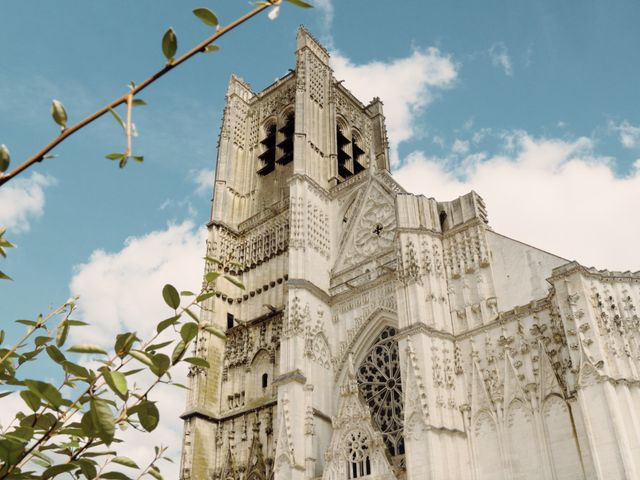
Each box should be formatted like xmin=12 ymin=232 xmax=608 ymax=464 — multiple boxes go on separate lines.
xmin=179 ymin=27 xmax=640 ymax=480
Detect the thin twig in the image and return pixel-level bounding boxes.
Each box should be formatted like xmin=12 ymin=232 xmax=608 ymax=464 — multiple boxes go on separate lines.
xmin=0 ymin=1 xmax=274 ymax=187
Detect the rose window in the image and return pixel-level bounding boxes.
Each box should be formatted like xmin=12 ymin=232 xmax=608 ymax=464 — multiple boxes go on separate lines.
xmin=356 ymin=326 xmax=405 ymax=459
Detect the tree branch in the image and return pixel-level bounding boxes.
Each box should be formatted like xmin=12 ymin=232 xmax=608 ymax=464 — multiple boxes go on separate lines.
xmin=0 ymin=1 xmax=274 ymax=187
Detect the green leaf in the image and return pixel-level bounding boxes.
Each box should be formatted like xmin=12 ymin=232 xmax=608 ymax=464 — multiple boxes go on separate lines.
xmin=223 ymin=274 xmax=245 ymax=289
xmin=114 ymin=332 xmax=138 ymax=358
xmin=145 ymin=340 xmax=173 ymax=352
xmin=180 ymin=290 xmax=195 ymax=296
xmin=19 ymin=390 xmax=41 ymax=412
xmin=204 ymin=271 xmax=220 ymax=284
xmin=129 ymin=350 xmax=154 ymax=368
xmin=67 ymin=344 xmax=108 ymax=355
xmin=193 ymin=7 xmax=219 ymax=26
xmin=15 ymin=319 xmax=37 ymax=326
xmin=184 ymin=307 xmax=199 ymax=322
xmin=106 ymin=152 xmax=125 ymax=161
xmin=162 ymin=28 xmax=178 ymax=61
xmin=101 ymin=471 xmax=133 ymax=480
xmin=204 ymin=325 xmax=226 ymax=341
xmin=23 ymin=380 xmax=63 ymax=409
xmin=103 ymin=370 xmax=128 ymax=400
xmin=183 ymin=357 xmax=210 ymax=368
xmin=148 ymin=466 xmax=163 ymax=480
xmin=132 ymin=155 xmax=144 ymax=163
xmin=0 ymin=270 xmax=12 ymax=280
xmin=180 ymin=323 xmax=198 ymax=343
xmin=111 ymin=456 xmax=139 ymax=469
xmin=204 ymin=44 xmax=220 ymax=53
xmin=0 ymin=436 xmax=27 ymax=465
xmin=66 ymin=319 xmax=89 ymax=326
xmin=51 ymin=99 xmax=68 ymax=128
xmin=162 ymin=284 xmax=180 ymax=309
xmin=62 ymin=360 xmax=90 ymax=379
xmin=56 ymin=320 xmax=69 ymax=347
xmin=75 ymin=458 xmax=98 ymax=479
xmin=35 ymin=336 xmax=52 ymax=347
xmin=0 ymin=144 xmax=10 ymax=173
xmin=90 ymin=398 xmax=116 ymax=445
xmin=285 ymin=0 xmax=313 ymax=7
xmin=42 ymin=463 xmax=76 ymax=479
xmin=132 ymin=99 xmax=147 ymax=107
xmin=171 ymin=340 xmax=186 ymax=365
xmin=109 ymin=108 xmax=125 ymax=130
xmin=46 ymin=345 xmax=66 ymax=364
xmin=150 ymin=353 xmax=170 ymax=377
xmin=196 ymin=291 xmax=215 ymax=302
xmin=204 ymin=255 xmax=223 ymax=266
xmin=135 ymin=401 xmax=159 ymax=432
xmin=156 ymin=315 xmax=180 ymax=334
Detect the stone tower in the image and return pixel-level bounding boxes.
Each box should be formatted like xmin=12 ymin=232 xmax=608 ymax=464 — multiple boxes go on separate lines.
xmin=180 ymin=27 xmax=640 ymax=480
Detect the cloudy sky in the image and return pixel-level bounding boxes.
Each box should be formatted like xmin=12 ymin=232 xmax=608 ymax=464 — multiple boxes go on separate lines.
xmin=2 ymin=0 xmax=640 ymax=475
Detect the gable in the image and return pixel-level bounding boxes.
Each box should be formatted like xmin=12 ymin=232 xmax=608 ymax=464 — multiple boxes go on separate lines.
xmin=332 ymin=176 xmax=398 ymax=274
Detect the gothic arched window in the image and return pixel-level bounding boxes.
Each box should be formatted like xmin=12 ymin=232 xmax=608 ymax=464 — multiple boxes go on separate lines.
xmin=356 ymin=326 xmax=405 ymax=459
xmin=345 ymin=430 xmax=372 ymax=479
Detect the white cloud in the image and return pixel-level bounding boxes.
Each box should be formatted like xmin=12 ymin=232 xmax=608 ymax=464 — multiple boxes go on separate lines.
xmin=610 ymin=120 xmax=640 ymax=149
xmin=314 ymin=0 xmax=335 ymax=47
xmin=0 ymin=172 xmax=55 ymax=233
xmin=451 ymin=139 xmax=470 ymax=155
xmin=394 ymin=132 xmax=640 ymax=271
xmin=69 ymin=221 xmax=206 ymax=476
xmin=331 ymin=48 xmax=458 ymax=165
xmin=191 ymin=168 xmax=214 ymax=196
xmin=489 ymin=42 xmax=513 ymax=76
xmin=70 ymin=221 xmax=205 ymax=344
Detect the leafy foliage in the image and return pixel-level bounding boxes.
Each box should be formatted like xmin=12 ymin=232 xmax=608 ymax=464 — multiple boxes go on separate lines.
xmin=0 ymin=271 xmax=242 ymax=479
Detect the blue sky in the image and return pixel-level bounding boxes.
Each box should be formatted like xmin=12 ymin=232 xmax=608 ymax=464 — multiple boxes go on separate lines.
xmin=1 ymin=0 xmax=640 ymax=473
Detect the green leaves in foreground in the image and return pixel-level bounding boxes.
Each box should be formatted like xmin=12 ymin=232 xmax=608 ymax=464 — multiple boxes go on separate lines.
xmin=0 ymin=143 xmax=10 ymax=173
xmin=0 ymin=227 xmax=15 ymax=280
xmin=193 ymin=8 xmax=218 ymax=27
xmin=161 ymin=28 xmax=178 ymax=62
xmin=284 ymin=0 xmax=313 ymax=8
xmin=51 ymin=99 xmax=68 ymax=129
xmin=1 ymin=273 xmax=230 ymax=478
xmin=162 ymin=284 xmax=180 ymax=309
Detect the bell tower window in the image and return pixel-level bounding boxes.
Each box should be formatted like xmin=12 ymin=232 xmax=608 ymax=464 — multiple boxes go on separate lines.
xmin=258 ymin=121 xmax=277 ymax=175
xmin=336 ymin=123 xmax=366 ymax=181
xmin=277 ymin=111 xmax=295 ymax=165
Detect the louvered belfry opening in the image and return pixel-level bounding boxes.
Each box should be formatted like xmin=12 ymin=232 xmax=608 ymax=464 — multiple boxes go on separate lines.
xmin=277 ymin=112 xmax=294 ymax=165
xmin=337 ymin=124 xmax=366 ymax=181
xmin=351 ymin=133 xmax=366 ymax=175
xmin=337 ymin=124 xmax=352 ymax=179
xmin=257 ymin=122 xmax=276 ymax=176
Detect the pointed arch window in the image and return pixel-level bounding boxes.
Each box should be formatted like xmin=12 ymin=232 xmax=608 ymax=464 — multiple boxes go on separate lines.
xmin=277 ymin=111 xmax=294 ymax=165
xmin=336 ymin=123 xmax=366 ymax=181
xmin=356 ymin=326 xmax=405 ymax=460
xmin=258 ymin=121 xmax=276 ymax=175
xmin=345 ymin=430 xmax=372 ymax=479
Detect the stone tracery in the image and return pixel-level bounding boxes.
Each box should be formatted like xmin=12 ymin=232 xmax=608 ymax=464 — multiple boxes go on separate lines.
xmin=356 ymin=326 xmax=405 ymax=460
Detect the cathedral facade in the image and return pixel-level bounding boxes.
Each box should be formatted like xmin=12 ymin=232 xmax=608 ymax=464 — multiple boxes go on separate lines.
xmin=179 ymin=28 xmax=640 ymax=480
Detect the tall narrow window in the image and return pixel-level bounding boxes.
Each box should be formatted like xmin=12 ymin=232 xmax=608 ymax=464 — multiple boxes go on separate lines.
xmin=227 ymin=313 xmax=235 ymax=330
xmin=277 ymin=112 xmax=294 ymax=165
xmin=337 ymin=124 xmax=353 ymax=179
xmin=351 ymin=132 xmax=366 ymax=175
xmin=261 ymin=373 xmax=268 ymax=389
xmin=257 ymin=122 xmax=276 ymax=175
